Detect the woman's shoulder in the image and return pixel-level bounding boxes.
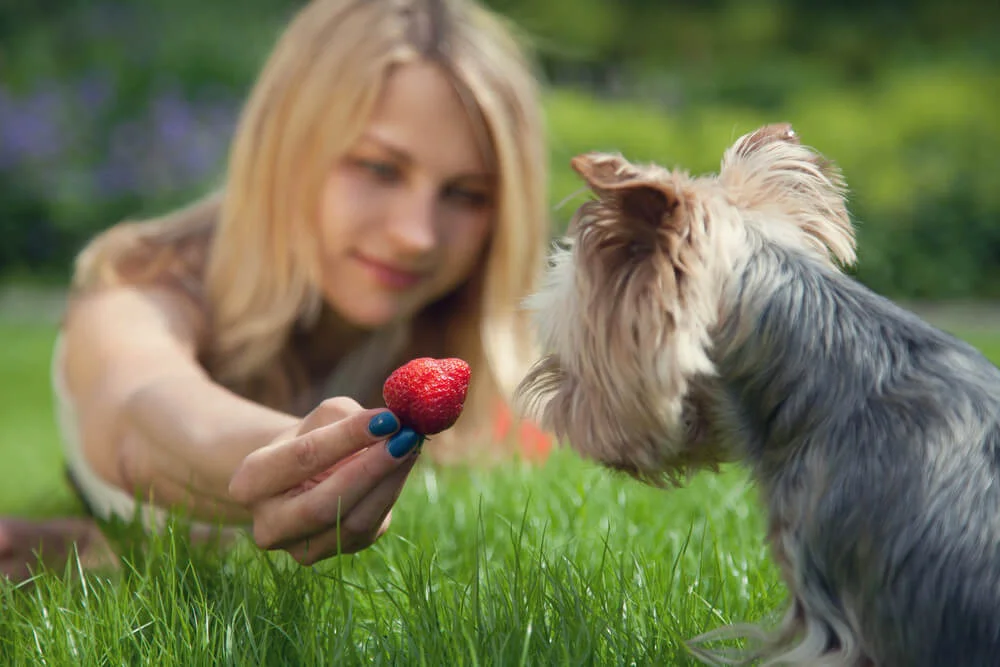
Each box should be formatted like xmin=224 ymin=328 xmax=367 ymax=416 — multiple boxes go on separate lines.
xmin=68 ymin=193 xmax=222 ymax=346
xmin=80 ymin=194 xmax=218 ymax=288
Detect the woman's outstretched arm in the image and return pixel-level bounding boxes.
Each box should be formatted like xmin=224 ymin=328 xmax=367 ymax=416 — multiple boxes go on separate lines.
xmin=57 ymin=286 xmax=423 ymax=561
xmin=58 ymin=285 xmax=298 ymax=522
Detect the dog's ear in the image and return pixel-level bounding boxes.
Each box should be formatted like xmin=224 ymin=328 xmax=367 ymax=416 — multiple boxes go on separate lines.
xmin=730 ymin=122 xmax=838 ymax=183
xmin=570 ymin=152 xmax=679 ymax=227
xmin=734 ymin=122 xmax=800 ymax=155
xmin=720 ymin=123 xmax=857 ymax=268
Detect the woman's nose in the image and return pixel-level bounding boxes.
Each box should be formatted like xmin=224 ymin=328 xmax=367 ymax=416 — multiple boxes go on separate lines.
xmin=384 ymin=188 xmax=438 ymax=256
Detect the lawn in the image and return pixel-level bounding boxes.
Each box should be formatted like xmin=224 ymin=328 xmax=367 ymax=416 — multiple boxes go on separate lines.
xmin=2 ymin=318 xmax=1000 ymax=665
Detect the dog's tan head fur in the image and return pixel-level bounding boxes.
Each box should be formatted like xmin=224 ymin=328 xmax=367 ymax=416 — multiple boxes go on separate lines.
xmin=515 ymin=123 xmax=856 ymax=484
xmin=720 ymin=123 xmax=855 ymax=267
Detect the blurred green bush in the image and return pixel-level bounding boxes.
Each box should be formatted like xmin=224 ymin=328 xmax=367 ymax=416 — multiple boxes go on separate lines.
xmin=1 ymin=0 xmax=997 ymax=299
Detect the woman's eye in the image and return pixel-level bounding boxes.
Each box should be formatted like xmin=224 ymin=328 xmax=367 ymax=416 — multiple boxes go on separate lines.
xmin=355 ymin=159 xmax=400 ymax=182
xmin=444 ymin=185 xmax=492 ymax=209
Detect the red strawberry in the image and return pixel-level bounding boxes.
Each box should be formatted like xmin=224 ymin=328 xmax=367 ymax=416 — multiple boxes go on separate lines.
xmin=382 ymin=357 xmax=471 ymax=435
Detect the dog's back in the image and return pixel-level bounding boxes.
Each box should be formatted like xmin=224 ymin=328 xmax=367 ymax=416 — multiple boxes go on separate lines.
xmin=727 ymin=253 xmax=1000 ymax=666
xmin=819 ymin=303 xmax=1000 ymax=666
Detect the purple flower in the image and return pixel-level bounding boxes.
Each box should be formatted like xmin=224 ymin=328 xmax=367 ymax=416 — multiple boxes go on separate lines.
xmin=74 ymin=71 xmax=114 ymax=113
xmin=1 ymin=72 xmax=241 ymax=203
xmin=0 ymin=86 xmax=71 ymax=173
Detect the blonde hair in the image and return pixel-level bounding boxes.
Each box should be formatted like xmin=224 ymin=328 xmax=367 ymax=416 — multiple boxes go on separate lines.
xmin=69 ymin=0 xmax=551 ymax=460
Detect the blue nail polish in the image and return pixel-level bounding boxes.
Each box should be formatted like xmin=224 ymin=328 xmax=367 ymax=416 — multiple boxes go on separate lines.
xmin=387 ymin=428 xmax=424 ymax=458
xmin=368 ymin=412 xmax=400 ymax=437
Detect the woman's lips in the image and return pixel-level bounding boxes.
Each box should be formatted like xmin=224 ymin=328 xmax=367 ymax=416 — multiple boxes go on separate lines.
xmin=354 ymin=253 xmax=425 ymax=290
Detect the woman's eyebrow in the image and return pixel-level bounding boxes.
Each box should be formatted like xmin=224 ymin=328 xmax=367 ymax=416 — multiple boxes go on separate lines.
xmin=356 ymin=133 xmax=413 ymax=164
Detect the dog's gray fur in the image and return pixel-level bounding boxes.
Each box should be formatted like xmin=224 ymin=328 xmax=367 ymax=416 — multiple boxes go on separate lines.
xmin=516 ymin=123 xmax=1000 ymax=665
xmin=717 ymin=239 xmax=1000 ymax=666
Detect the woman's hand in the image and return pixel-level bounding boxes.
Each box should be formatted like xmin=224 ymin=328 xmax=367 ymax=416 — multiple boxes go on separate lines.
xmin=227 ymin=397 xmax=423 ymax=564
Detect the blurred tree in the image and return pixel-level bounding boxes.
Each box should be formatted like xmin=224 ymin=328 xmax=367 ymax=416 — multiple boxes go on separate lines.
xmin=0 ymin=0 xmax=996 ymax=296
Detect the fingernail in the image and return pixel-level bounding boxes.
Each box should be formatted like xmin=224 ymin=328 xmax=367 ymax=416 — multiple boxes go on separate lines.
xmin=387 ymin=428 xmax=424 ymax=458
xmin=368 ymin=411 xmax=400 ymax=437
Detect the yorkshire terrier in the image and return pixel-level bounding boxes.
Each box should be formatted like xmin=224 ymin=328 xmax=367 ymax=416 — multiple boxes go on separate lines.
xmin=516 ymin=123 xmax=1000 ymax=666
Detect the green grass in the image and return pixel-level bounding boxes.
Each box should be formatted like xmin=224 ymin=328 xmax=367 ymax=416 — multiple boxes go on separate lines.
xmin=2 ymin=319 xmax=1000 ymax=665
xmin=0 ymin=322 xmax=81 ymax=516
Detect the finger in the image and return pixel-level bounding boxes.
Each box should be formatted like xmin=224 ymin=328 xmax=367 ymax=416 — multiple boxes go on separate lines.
xmin=250 ymin=428 xmax=423 ymax=550
xmin=297 ymin=397 xmax=362 ymax=435
xmin=228 ymin=408 xmax=401 ymax=505
xmin=229 ymin=396 xmax=390 ymax=505
xmin=282 ymin=517 xmax=373 ymax=564
xmin=283 ymin=457 xmax=417 ymax=564
xmin=284 ymin=511 xmax=392 ymax=564
xmin=338 ymin=454 xmax=417 ymax=543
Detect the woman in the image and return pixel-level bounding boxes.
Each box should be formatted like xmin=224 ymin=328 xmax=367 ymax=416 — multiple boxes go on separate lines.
xmin=0 ymin=0 xmax=552 ymax=581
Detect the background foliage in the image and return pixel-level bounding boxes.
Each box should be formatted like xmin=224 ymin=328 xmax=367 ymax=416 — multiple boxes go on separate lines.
xmin=1 ymin=0 xmax=998 ymax=296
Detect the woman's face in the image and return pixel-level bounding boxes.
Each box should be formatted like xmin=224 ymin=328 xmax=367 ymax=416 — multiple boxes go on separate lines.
xmin=317 ymin=60 xmax=496 ymax=330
